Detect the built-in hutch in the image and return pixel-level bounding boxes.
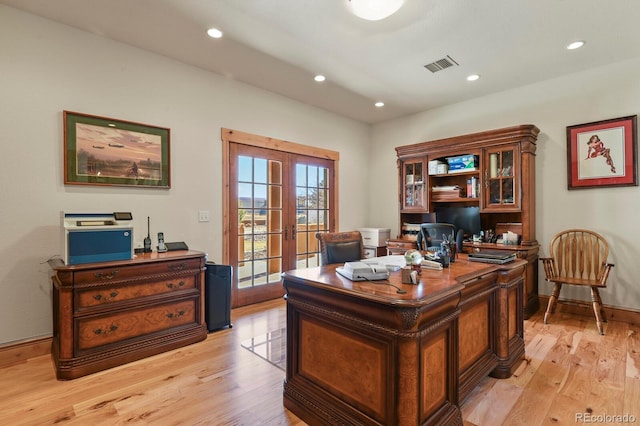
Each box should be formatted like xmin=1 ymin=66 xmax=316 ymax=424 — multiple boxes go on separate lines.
xmin=390 ymin=125 xmax=540 ymax=317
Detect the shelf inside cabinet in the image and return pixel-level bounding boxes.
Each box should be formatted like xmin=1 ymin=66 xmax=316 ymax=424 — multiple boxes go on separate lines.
xmin=429 ymin=170 xmax=479 ymax=178
xmin=431 ymin=198 xmax=479 ymax=204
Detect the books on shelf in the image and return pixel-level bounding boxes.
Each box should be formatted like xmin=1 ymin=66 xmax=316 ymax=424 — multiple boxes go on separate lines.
xmin=431 ymin=185 xmax=460 ymax=192
xmin=431 ymin=185 xmax=462 ymax=201
xmin=466 ymin=176 xmax=480 ymax=198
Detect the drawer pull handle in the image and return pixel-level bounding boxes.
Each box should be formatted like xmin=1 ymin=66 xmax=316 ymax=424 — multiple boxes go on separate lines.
xmin=166 ymin=281 xmax=186 ymax=289
xmin=168 ymin=263 xmax=186 ymax=272
xmin=166 ymin=310 xmax=186 ymax=319
xmin=93 ymin=291 xmax=119 ymax=301
xmin=94 ymin=324 xmax=119 ymax=335
xmin=95 ymin=271 xmax=119 ymax=280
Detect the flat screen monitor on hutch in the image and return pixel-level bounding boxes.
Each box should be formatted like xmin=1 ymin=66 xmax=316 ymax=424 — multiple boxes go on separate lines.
xmin=435 ymin=206 xmax=481 ymax=240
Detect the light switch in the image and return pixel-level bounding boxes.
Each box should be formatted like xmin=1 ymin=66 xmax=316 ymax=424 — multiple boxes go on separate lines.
xmin=198 ymin=210 xmax=210 ymax=222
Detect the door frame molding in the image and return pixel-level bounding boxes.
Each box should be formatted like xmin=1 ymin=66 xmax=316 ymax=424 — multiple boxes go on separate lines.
xmin=221 ymin=128 xmax=340 ymax=265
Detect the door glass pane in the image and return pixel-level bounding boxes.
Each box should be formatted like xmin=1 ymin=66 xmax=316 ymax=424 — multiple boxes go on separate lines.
xmin=308 ymin=166 xmax=318 ymax=187
xmin=253 ymin=260 xmax=268 ymax=286
xmin=489 ymin=180 xmax=500 ymax=204
xmin=269 ymin=185 xmax=282 ymax=209
xmin=268 ymin=210 xmax=282 ymax=233
xmin=296 ymin=164 xmax=307 ymax=187
xmin=318 ymin=189 xmax=327 ymax=209
xmin=489 ymin=153 xmax=500 ymax=178
xmin=320 ymin=168 xmax=328 ymax=188
xmin=254 ymin=158 xmax=267 ymax=184
xmin=502 ymin=150 xmax=514 ymax=177
xmin=295 ymin=163 xmax=329 ymax=269
xmin=318 ymin=210 xmax=327 ymax=231
xmin=254 ymin=184 xmax=267 ymax=208
xmin=238 ymin=156 xmax=252 ymax=182
xmin=502 ymin=178 xmax=514 ymax=204
xmin=236 ymin=156 xmax=284 ymax=291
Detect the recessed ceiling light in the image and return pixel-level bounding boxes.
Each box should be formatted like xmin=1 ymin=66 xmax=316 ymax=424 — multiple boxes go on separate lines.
xmin=466 ymin=74 xmax=480 ymax=81
xmin=207 ymin=28 xmax=223 ymax=39
xmin=314 ymin=75 xmax=326 ymax=82
xmin=374 ymin=101 xmax=385 ymax=108
xmin=566 ymin=40 xmax=585 ymax=50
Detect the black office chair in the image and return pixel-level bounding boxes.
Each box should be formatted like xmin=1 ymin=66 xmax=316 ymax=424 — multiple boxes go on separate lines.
xmin=316 ymin=231 xmax=365 ymax=265
xmin=416 ymin=223 xmax=463 ymax=252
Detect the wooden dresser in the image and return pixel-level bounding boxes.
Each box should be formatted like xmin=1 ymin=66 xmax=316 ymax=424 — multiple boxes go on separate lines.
xmin=49 ymin=250 xmax=208 ymax=380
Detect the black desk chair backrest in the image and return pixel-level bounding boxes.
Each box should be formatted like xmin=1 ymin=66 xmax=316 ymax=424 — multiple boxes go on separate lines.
xmin=417 ymin=223 xmax=463 ymax=252
xmin=316 ymin=231 xmax=364 ymax=265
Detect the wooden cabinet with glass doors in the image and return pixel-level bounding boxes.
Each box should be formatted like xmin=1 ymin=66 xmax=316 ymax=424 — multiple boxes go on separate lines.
xmin=401 ymin=157 xmax=427 ymax=211
xmin=484 ymin=145 xmax=520 ymax=211
xmin=393 ymin=125 xmax=541 ymax=317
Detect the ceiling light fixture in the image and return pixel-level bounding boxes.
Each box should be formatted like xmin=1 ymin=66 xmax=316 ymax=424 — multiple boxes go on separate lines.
xmin=467 ymin=74 xmax=480 ymax=81
xmin=314 ymin=75 xmax=326 ymax=82
xmin=374 ymin=101 xmax=385 ymax=108
xmin=566 ymin=40 xmax=585 ymax=50
xmin=207 ymin=28 xmax=223 ymax=39
xmin=347 ymin=0 xmax=404 ymax=21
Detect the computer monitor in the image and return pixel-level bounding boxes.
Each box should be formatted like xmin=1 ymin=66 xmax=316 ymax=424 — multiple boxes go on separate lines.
xmin=435 ymin=206 xmax=481 ymax=239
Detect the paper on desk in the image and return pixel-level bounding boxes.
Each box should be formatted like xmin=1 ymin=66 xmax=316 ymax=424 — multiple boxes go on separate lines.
xmin=362 ymin=255 xmax=406 ymax=271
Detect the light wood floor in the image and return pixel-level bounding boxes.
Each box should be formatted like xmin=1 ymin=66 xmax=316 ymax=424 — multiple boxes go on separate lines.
xmin=1 ymin=299 xmax=638 ymax=425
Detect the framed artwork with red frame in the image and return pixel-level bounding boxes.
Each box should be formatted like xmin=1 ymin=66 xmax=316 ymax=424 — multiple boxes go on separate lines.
xmin=566 ymin=115 xmax=637 ymax=189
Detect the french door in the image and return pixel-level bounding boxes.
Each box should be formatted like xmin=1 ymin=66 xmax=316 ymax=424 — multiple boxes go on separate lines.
xmin=223 ymin=130 xmax=337 ymax=307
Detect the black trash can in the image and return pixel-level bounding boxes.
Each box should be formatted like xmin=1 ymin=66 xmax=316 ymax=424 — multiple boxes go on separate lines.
xmin=204 ymin=262 xmax=232 ymax=332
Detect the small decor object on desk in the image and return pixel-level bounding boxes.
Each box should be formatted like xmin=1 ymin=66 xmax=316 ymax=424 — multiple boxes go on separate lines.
xmin=502 ymin=231 xmax=519 ymax=245
xmin=157 ymin=232 xmax=168 ymax=252
xmin=404 ymin=249 xmax=423 ymax=272
xmin=440 ymin=232 xmax=456 ymax=263
xmin=144 ymin=216 xmax=152 ymax=253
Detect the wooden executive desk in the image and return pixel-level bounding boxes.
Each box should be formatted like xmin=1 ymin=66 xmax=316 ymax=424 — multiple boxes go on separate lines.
xmin=282 ymin=255 xmax=526 ymax=426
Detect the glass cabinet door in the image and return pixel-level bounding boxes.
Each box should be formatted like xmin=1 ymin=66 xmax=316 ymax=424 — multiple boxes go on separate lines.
xmin=483 ymin=146 xmax=520 ymax=211
xmin=402 ymin=158 xmax=427 ymax=211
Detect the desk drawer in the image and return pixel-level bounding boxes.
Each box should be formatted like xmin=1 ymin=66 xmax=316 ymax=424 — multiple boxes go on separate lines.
xmin=386 ymin=239 xmax=416 ymax=255
xmin=76 ymin=298 xmax=197 ymax=352
xmin=75 ymin=275 xmax=197 ymax=310
xmin=74 ymin=258 xmax=202 ymax=285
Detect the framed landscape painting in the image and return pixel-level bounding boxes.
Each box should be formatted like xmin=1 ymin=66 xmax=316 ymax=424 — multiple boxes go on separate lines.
xmin=64 ymin=111 xmax=171 ymax=188
xmin=566 ymin=115 xmax=637 ymax=189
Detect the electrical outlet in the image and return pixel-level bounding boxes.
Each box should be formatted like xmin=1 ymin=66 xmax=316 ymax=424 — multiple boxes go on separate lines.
xmin=198 ymin=210 xmax=210 ymax=222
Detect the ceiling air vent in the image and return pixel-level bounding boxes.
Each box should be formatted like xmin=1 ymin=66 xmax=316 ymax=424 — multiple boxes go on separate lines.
xmin=424 ymin=55 xmax=459 ymax=73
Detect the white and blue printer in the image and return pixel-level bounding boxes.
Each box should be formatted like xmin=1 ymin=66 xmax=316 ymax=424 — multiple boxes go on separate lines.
xmin=62 ymin=212 xmax=134 ymax=265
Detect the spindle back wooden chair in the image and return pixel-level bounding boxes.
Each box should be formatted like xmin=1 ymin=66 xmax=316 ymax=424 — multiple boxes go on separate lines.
xmin=539 ymin=229 xmax=614 ymax=335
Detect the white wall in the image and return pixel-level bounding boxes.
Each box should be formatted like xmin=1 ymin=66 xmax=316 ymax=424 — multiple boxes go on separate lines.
xmin=0 ymin=6 xmax=371 ymax=344
xmin=369 ymin=58 xmax=640 ymax=312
